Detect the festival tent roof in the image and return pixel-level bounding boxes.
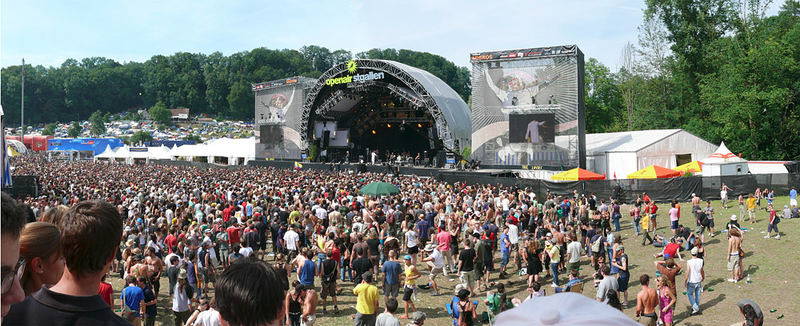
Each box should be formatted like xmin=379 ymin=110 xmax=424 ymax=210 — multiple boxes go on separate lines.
xmin=170 ymin=138 xmax=256 ymax=159
xmin=674 ymin=161 xmax=703 ymax=173
xmin=95 ymin=145 xmax=117 ymax=159
xmin=627 ymin=165 xmax=682 ymax=179
xmin=747 ymin=161 xmax=790 ymax=174
xmin=701 ymin=142 xmax=747 ymax=164
xmin=550 ymin=168 xmax=605 ymax=181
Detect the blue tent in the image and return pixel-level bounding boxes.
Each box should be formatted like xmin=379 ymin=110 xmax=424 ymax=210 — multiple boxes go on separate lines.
xmin=48 ymin=138 xmax=124 ymax=155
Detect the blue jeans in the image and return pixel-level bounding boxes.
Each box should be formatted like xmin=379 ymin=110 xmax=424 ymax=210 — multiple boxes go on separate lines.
xmin=685 ymin=236 xmax=695 ymax=251
xmin=340 ymin=257 xmax=351 ymax=281
xmin=501 ymin=251 xmax=510 ymax=267
xmin=633 ymin=217 xmax=641 ymax=234
xmin=613 ymin=214 xmax=621 ymax=231
xmin=687 ymin=282 xmax=702 ymax=312
xmin=550 ymin=262 xmax=559 ymax=285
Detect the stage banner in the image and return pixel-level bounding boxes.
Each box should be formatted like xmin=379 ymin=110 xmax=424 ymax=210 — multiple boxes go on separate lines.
xmin=253 ymin=77 xmax=314 ymax=159
xmin=470 ymin=45 xmax=586 ymax=170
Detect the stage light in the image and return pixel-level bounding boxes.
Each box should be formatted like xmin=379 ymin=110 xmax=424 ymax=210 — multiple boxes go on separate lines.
xmin=386 ymin=123 xmax=392 ymax=128
xmin=371 ymin=130 xmax=376 ymax=134
xmin=417 ymin=123 xmax=423 ymax=128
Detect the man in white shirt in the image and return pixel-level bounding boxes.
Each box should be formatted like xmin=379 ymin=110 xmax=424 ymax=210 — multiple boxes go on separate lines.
xmin=421 ymin=245 xmax=445 ymax=296
xmin=565 ymin=234 xmax=582 ymax=274
xmin=685 ymin=247 xmax=705 ymax=315
xmin=507 ymin=223 xmax=520 ymax=269
xmin=283 ymin=225 xmax=300 ymax=258
xmin=239 ymin=242 xmax=254 ymax=258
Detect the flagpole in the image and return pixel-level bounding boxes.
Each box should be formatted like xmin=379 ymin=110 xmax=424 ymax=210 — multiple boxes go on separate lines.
xmin=21 ymin=58 xmax=25 ymax=142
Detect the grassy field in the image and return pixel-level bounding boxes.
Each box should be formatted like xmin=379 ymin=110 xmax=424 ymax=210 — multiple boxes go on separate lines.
xmin=110 ymin=196 xmax=799 ymax=325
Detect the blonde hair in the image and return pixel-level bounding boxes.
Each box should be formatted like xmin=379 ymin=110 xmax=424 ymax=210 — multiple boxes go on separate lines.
xmin=39 ymin=205 xmax=69 ymax=228
xmin=20 ymin=222 xmax=62 ymax=293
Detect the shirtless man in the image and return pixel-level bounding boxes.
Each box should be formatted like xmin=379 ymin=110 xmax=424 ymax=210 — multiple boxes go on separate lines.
xmin=691 ymin=193 xmax=702 ymax=222
xmin=302 ymin=287 xmax=319 ymax=326
xmin=727 ymin=228 xmax=743 ymax=282
xmin=144 ymin=247 xmax=164 ymax=296
xmin=636 ymin=274 xmax=659 ymax=326
xmin=130 ymin=254 xmax=155 ymax=279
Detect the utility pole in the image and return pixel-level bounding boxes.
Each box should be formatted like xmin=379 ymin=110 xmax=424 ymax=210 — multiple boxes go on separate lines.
xmin=21 ymin=58 xmax=25 ymax=141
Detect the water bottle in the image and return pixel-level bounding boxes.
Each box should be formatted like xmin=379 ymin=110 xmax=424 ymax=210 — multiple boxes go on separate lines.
xmin=746 ymin=274 xmax=751 ymax=284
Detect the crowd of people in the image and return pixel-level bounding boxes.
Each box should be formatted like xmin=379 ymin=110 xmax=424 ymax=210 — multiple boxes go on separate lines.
xmin=1 ymin=155 xmax=787 ymax=326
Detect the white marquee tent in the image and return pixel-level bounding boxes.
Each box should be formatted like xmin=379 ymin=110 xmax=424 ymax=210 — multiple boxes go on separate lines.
xmin=700 ymin=142 xmax=750 ymax=176
xmin=94 ymin=138 xmax=256 ymax=166
xmin=572 ymin=129 xmax=717 ymax=179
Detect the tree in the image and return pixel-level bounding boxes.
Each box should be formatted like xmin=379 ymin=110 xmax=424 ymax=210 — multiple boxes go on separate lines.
xmin=149 ymin=101 xmax=172 ymax=125
xmin=89 ymin=110 xmax=106 ymax=135
xmin=67 ymin=121 xmax=82 ymax=138
xmin=129 ymin=130 xmax=153 ymax=146
xmin=584 ymin=58 xmax=624 ymax=133
xmin=42 ymin=123 xmax=57 ymax=136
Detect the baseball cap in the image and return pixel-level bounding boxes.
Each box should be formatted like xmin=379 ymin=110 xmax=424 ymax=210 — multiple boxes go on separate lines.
xmin=412 ymin=311 xmax=427 ymax=323
xmin=691 ymin=247 xmax=698 ymax=256
xmin=616 ymin=245 xmax=624 ymax=251
xmin=730 ymin=215 xmax=737 ymax=221
xmin=495 ymin=292 xmax=640 ymax=326
xmin=403 ymin=255 xmax=411 ymax=260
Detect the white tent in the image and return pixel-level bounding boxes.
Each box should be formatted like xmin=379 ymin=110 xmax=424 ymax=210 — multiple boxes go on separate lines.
xmin=700 ymin=142 xmax=749 ymax=176
xmin=561 ymin=129 xmax=717 ymax=179
xmin=94 ymin=145 xmax=117 ymax=161
xmin=170 ymin=138 xmax=256 ymax=165
xmin=700 ymin=142 xmax=747 ymax=164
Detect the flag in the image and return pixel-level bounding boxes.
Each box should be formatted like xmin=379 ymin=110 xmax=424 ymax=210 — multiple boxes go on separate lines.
xmin=613 ymin=172 xmax=616 ymax=179
xmin=294 ymin=161 xmax=303 ymax=170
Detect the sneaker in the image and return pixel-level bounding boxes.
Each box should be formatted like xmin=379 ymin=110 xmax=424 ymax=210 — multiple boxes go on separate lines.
xmin=551 ymin=283 xmax=558 ymax=288
xmin=727 ymin=278 xmax=735 ymax=282
xmin=775 ymin=235 xmax=781 ymax=239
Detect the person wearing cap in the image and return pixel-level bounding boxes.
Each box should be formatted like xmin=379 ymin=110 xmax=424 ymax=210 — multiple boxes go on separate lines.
xmin=685 ymin=246 xmax=705 ymax=315
xmin=400 ymin=255 xmax=420 ymax=319
xmin=733 ymin=299 xmax=764 ymax=326
xmin=353 ymin=271 xmax=379 ymax=326
xmin=726 ymin=214 xmax=742 ymax=239
xmin=408 ymin=311 xmax=426 ymax=326
xmin=420 ymin=243 xmax=444 ymax=296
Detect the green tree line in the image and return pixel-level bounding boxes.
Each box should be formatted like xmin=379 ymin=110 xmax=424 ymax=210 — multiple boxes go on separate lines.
xmin=2 ymin=0 xmax=799 ymax=160
xmin=0 ymin=45 xmax=470 ymax=125
xmin=584 ymin=0 xmax=800 ymax=160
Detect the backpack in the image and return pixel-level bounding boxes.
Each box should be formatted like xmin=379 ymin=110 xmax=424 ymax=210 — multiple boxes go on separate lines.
xmin=591 ymin=236 xmax=602 ymax=253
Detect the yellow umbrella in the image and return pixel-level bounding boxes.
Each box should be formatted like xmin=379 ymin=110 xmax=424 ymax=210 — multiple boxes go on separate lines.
xmin=627 ymin=165 xmax=682 ymax=179
xmin=674 ymin=161 xmax=703 ymax=173
xmin=551 ymin=168 xmax=605 ymax=181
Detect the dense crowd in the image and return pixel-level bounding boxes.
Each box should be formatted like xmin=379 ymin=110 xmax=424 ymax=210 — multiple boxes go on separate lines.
xmin=2 ymin=155 xmax=785 ymax=326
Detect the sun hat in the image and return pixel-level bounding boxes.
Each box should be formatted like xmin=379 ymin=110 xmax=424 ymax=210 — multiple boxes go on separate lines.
xmin=178 ymin=270 xmax=188 ymax=280
xmin=731 ymin=215 xmax=737 ymax=221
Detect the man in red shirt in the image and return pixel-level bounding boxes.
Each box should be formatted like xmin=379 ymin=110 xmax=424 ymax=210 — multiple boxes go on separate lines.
xmin=98 ymin=275 xmax=114 ymax=307
xmin=164 ymin=230 xmax=178 ymax=254
xmin=654 ymin=237 xmax=683 ymax=260
xmin=435 ymin=229 xmax=453 ymax=273
xmin=226 ymin=223 xmax=241 ymax=247
xmin=222 ymin=206 xmax=232 ymax=223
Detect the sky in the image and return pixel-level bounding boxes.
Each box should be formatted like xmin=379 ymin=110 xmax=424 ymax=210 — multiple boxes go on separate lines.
xmin=0 ymin=0 xmax=783 ymax=71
